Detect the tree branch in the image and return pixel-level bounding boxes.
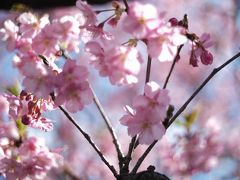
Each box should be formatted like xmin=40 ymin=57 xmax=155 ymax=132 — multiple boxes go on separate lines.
xmin=131 ymin=51 xmax=240 ymax=173
xmin=58 ymin=105 xmax=118 ymax=177
xmin=163 ymin=44 xmax=184 ymax=89
xmin=122 ymin=0 xmax=129 ymax=13
xmin=89 ymin=84 xmax=124 ymax=169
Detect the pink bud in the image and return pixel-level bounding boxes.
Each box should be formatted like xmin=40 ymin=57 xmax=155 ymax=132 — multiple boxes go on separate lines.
xmin=21 ymin=114 xmax=31 ymax=125
xmin=169 ymin=18 xmax=178 ymax=26
xmin=189 ymin=51 xmax=199 ymax=67
xmin=20 ymin=90 xmax=28 ymax=100
xmin=200 ymin=50 xmax=213 ymax=65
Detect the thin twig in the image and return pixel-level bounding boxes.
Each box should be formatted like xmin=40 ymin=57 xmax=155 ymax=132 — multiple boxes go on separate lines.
xmin=89 ymin=85 xmax=124 ymax=168
xmin=163 ymin=45 xmax=184 ymax=89
xmin=58 ymin=106 xmax=118 ymax=177
xmin=145 ymin=55 xmax=152 ymax=84
xmin=167 ymin=51 xmax=240 ymax=127
xmin=123 ymin=0 xmax=129 ymax=13
xmin=131 ymin=140 xmax=157 ymax=174
xmin=131 ymin=51 xmax=240 ymax=173
xmin=121 ymin=136 xmax=137 ymax=173
xmin=95 ymin=8 xmax=115 ymax=14
xmin=59 ymin=50 xmax=123 ymax=169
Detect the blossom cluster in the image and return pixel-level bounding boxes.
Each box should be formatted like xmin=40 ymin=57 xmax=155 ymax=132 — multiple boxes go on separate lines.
xmin=120 ymin=81 xmax=170 ymax=144
xmin=0 ymin=0 xmax=219 ymax=179
xmin=159 ymin=119 xmax=223 ymax=179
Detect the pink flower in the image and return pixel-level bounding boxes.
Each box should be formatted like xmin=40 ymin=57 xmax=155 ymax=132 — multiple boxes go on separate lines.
xmin=0 ymin=95 xmax=9 ymax=117
xmin=86 ymin=42 xmax=143 ymax=85
xmin=159 ymin=132 xmax=222 ymax=179
xmin=54 ymin=60 xmax=93 ymax=113
xmin=147 ymin=25 xmax=187 ymax=62
xmin=80 ymin=25 xmax=113 ymax=42
xmin=52 ymin=16 xmax=81 ymax=52
xmin=120 ymin=81 xmax=170 ymax=144
xmin=121 ymin=106 xmax=165 ymax=145
xmin=17 ymin=12 xmax=49 ymax=39
xmin=0 ymin=122 xmax=19 ymax=140
xmin=1 ymin=137 xmax=63 ymax=179
xmin=76 ymin=0 xmax=97 ymax=26
xmin=133 ymin=81 xmax=170 ymax=118
xmin=32 ymin=24 xmax=59 ymax=56
xmin=22 ymin=61 xmax=56 ymax=99
xmin=122 ymin=2 xmax=161 ymax=39
xmin=0 ymin=20 xmax=19 ymax=51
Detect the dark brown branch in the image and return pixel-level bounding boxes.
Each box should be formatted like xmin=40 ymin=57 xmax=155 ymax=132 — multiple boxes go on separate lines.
xmin=163 ymin=44 xmax=184 ymax=89
xmin=89 ymin=85 xmax=124 ymax=169
xmin=58 ymin=105 xmax=118 ymax=177
xmin=122 ymin=0 xmax=129 ymax=13
xmin=131 ymin=51 xmax=240 ymax=173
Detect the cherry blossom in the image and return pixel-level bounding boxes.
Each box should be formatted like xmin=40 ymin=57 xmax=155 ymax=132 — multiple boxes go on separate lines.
xmin=122 ymin=1 xmax=161 ymax=39
xmin=0 ymin=20 xmax=19 ymax=51
xmin=86 ymin=41 xmax=143 ymax=85
xmin=22 ymin=60 xmax=56 ymax=99
xmin=120 ymin=81 xmax=170 ymax=144
xmin=76 ymin=0 xmax=97 ymax=27
xmin=133 ymin=81 xmax=170 ymax=118
xmin=54 ymin=60 xmax=93 ymax=113
xmin=32 ymin=24 xmax=59 ymax=56
xmin=159 ymin=118 xmax=223 ymax=179
xmin=0 ymin=95 xmax=9 ymax=117
xmin=17 ymin=12 xmax=49 ymax=39
xmin=0 ymin=137 xmax=63 ymax=179
xmin=147 ymin=25 xmax=187 ymax=62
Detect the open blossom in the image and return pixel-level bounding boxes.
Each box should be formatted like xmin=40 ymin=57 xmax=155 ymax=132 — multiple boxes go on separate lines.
xmin=121 ymin=106 xmax=166 ymax=144
xmin=120 ymin=81 xmax=170 ymax=144
xmin=22 ymin=60 xmax=56 ymax=99
xmin=76 ymin=0 xmax=97 ymax=26
xmin=190 ymin=33 xmax=214 ymax=67
xmin=0 ymin=95 xmax=9 ymax=117
xmin=0 ymin=137 xmax=63 ymax=179
xmin=0 ymin=122 xmax=19 ymax=140
xmin=122 ymin=2 xmax=161 ymax=39
xmin=147 ymin=25 xmax=187 ymax=62
xmin=54 ymin=60 xmax=93 ymax=113
xmin=32 ymin=24 xmax=59 ymax=56
xmin=17 ymin=12 xmax=49 ymax=39
xmin=52 ymin=16 xmax=81 ymax=52
xmin=86 ymin=41 xmax=143 ymax=85
xmin=159 ymin=131 xmax=223 ymax=180
xmin=0 ymin=20 xmax=19 ymax=51
xmin=133 ymin=81 xmax=170 ymax=118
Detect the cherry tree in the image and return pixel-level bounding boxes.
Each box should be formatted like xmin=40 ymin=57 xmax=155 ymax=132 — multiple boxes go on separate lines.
xmin=0 ymin=0 xmax=240 ymax=179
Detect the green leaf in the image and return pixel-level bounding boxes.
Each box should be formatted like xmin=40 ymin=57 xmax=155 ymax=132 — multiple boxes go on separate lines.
xmin=6 ymin=83 xmax=20 ymax=96
xmin=183 ymin=110 xmax=198 ymax=129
